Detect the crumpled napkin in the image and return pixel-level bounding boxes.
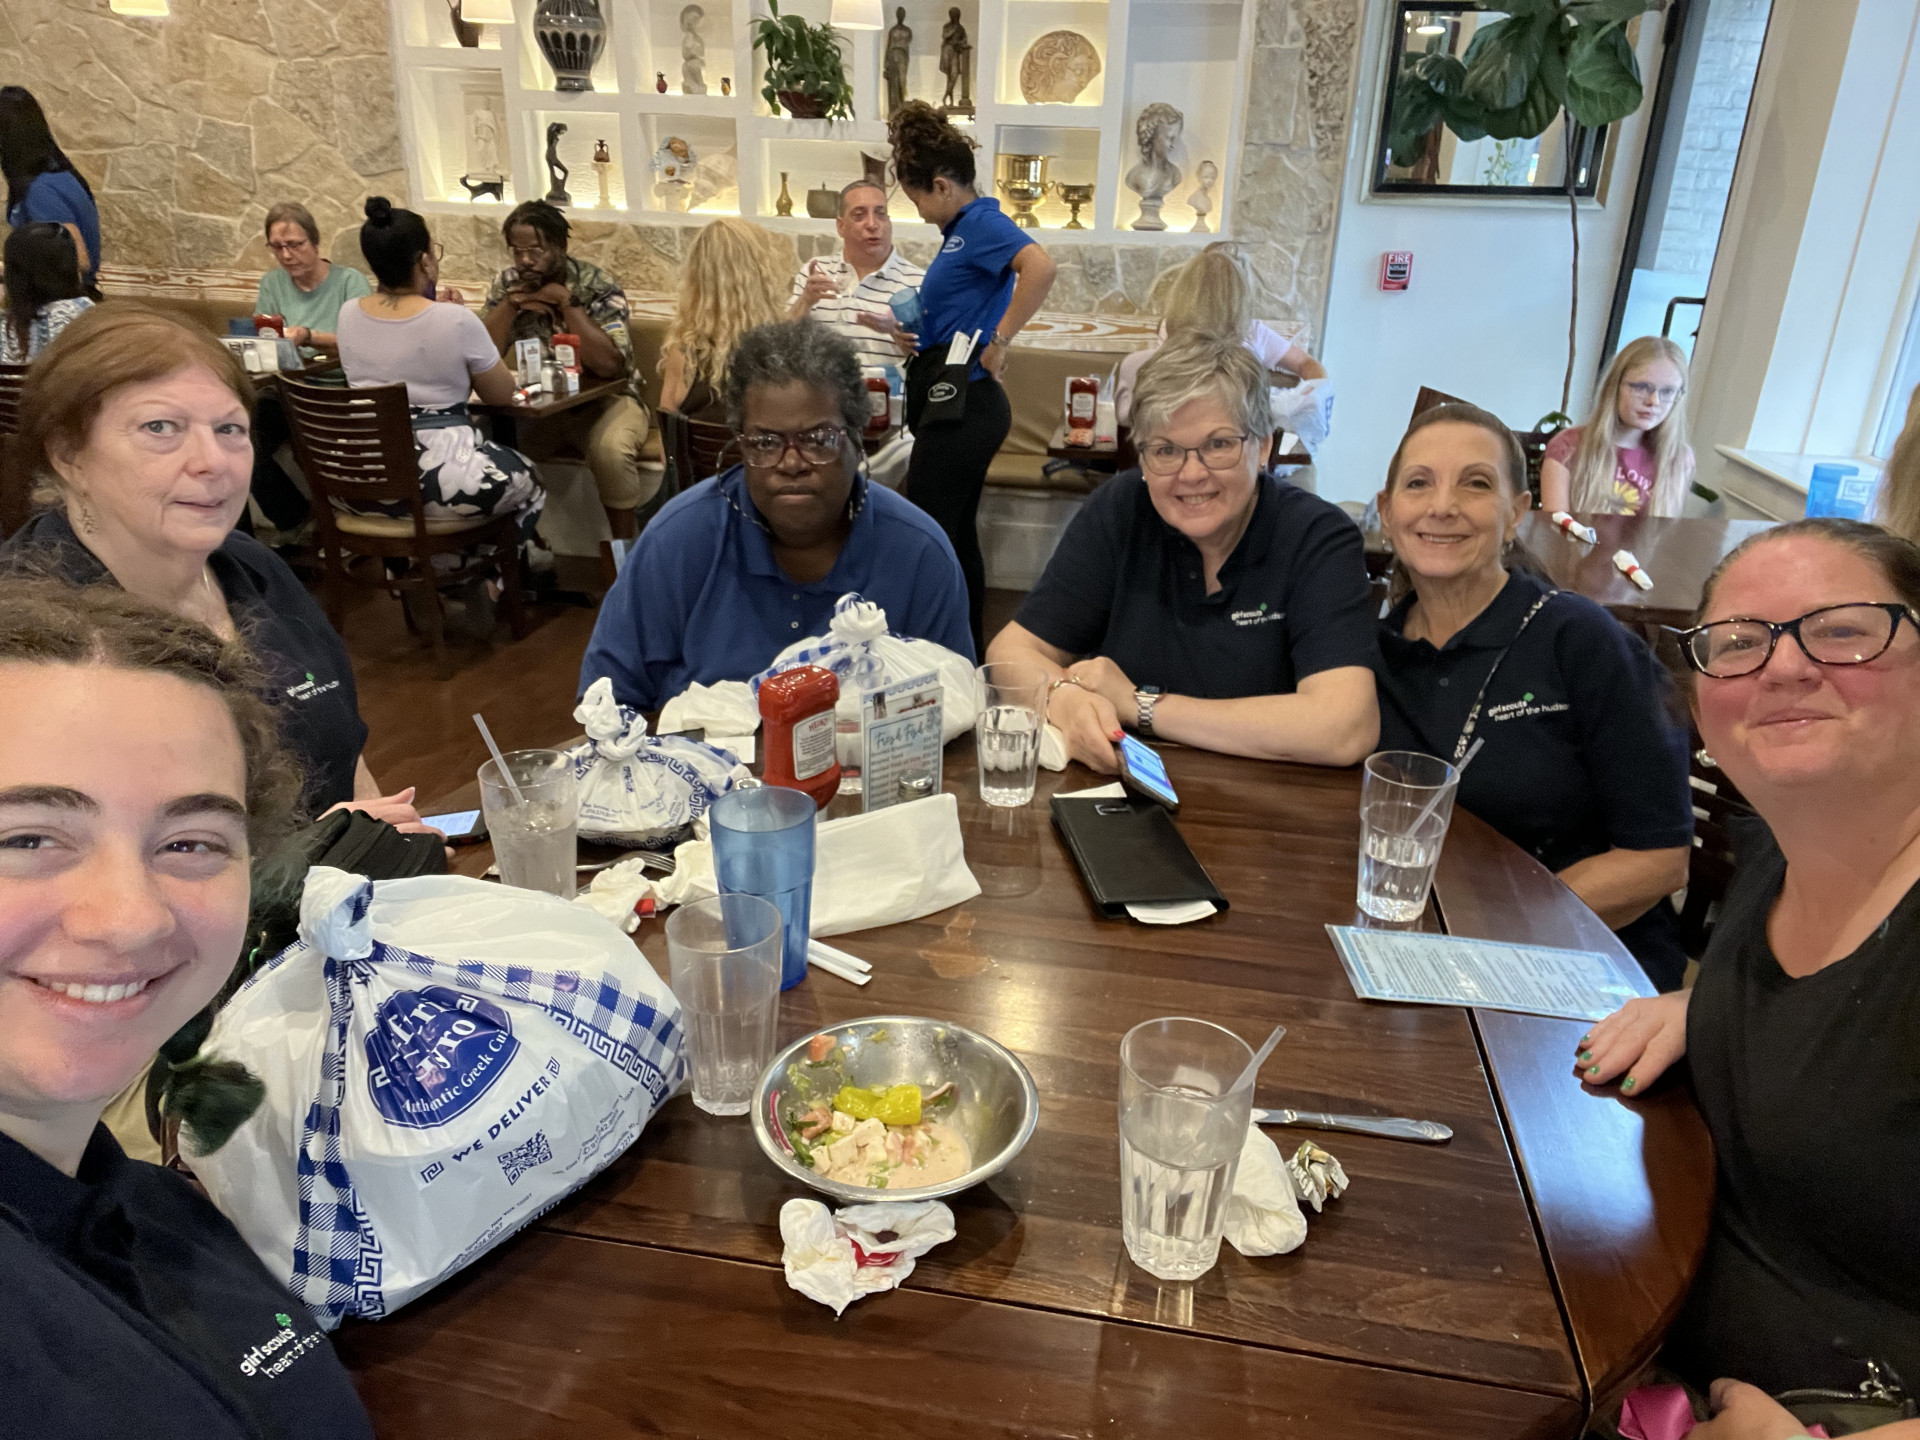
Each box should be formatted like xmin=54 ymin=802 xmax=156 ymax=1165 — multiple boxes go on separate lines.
xmin=1223 ymin=1123 xmax=1307 ymax=1257
xmin=779 ymin=1197 xmax=956 ymax=1316
xmin=659 ymin=679 xmax=760 ymax=757
xmin=576 ymin=838 xmax=719 ymax=933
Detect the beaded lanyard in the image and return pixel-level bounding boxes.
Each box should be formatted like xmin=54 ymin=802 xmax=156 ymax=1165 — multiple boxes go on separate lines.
xmin=1448 ymin=589 xmax=1560 ymax=764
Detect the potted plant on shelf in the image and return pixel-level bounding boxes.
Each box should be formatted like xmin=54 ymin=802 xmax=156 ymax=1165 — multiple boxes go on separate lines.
xmin=752 ymin=0 xmax=855 ymax=120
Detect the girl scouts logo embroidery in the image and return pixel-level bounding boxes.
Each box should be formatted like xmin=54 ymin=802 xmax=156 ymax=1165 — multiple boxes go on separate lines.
xmin=928 ymin=381 xmax=958 ymax=403
xmin=1230 ymin=602 xmax=1284 ymax=628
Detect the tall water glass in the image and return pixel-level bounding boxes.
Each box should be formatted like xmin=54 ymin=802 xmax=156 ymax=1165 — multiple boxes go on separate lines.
xmin=667 ymin=893 xmax=784 ymax=1116
xmin=478 ymin=749 xmax=579 ymax=899
xmin=710 ymin=784 xmax=816 ymax=991
xmin=1118 ymin=1017 xmax=1256 ymax=1282
xmin=975 ymin=661 xmax=1049 ymax=807
xmin=1356 ymin=750 xmax=1459 ymax=922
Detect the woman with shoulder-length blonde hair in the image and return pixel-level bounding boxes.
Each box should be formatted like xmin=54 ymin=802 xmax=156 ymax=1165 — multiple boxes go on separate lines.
xmin=660 ymin=217 xmax=791 ymax=423
xmin=1875 ymin=382 xmax=1920 ymax=545
xmin=1116 ymin=241 xmax=1325 ymax=424
xmin=1540 ymin=334 xmax=1696 ymax=518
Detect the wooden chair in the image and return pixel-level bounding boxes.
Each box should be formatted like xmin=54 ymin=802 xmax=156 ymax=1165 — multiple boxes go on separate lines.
xmin=0 ymin=362 xmax=31 ymax=538
xmin=1677 ymin=730 xmax=1755 ymax=958
xmin=279 ymin=376 xmax=527 ymax=678
xmin=1410 ymin=385 xmax=1551 ymax=502
xmin=657 ymin=407 xmax=737 ymax=494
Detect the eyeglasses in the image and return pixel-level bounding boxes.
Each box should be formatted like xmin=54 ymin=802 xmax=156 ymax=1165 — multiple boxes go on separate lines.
xmin=1673 ymin=602 xmax=1918 ymax=678
xmin=1139 ymin=431 xmax=1251 ymax=476
xmin=431 ymin=242 xmax=446 ymax=261
xmin=267 ymin=239 xmax=313 ymax=254
xmin=738 ymin=425 xmax=847 ymax=467
xmin=1623 ymin=380 xmax=1683 ymax=405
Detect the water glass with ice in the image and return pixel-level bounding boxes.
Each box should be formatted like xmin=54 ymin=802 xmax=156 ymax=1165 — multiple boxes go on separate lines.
xmin=975 ymin=662 xmax=1049 ymax=807
xmin=667 ymin=893 xmax=784 ymax=1117
xmin=1356 ymin=750 xmax=1460 ymax=923
xmin=478 ymin=749 xmax=579 ymax=900
xmin=710 ymin=783 xmax=817 ymax=991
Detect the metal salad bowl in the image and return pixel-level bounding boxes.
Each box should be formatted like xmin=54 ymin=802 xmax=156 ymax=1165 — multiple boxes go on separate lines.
xmin=751 ymin=1015 xmax=1039 ymax=1205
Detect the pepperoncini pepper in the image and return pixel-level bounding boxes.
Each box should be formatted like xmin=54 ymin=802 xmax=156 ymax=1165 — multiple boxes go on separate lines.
xmin=833 ymin=1083 xmax=922 ymax=1127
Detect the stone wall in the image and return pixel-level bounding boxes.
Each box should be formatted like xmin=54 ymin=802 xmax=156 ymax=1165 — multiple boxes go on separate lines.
xmin=0 ymin=0 xmax=1363 ymax=344
xmin=1654 ymin=0 xmax=1769 ymax=277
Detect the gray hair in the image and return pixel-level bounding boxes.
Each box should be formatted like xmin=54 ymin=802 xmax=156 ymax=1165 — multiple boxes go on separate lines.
xmin=723 ymin=319 xmax=870 ymax=441
xmin=1130 ymin=331 xmax=1273 ymax=444
xmin=838 ymin=178 xmax=887 ymax=215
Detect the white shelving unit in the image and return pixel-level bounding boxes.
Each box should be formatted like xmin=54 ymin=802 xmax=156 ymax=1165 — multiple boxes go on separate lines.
xmin=388 ymin=0 xmax=1254 ymax=242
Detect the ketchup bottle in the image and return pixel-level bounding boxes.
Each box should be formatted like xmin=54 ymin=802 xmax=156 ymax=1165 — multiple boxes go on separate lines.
xmin=759 ymin=665 xmax=841 ymax=810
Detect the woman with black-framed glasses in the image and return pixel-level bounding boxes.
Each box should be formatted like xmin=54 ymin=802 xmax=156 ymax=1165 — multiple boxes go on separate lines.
xmin=579 ymin=320 xmax=972 ymax=710
xmin=1580 ymin=517 xmax=1920 ymax=1414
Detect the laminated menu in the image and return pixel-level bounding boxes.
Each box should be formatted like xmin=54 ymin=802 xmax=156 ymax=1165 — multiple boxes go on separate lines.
xmin=1324 ymin=925 xmax=1653 ymax=1022
xmin=860 ymin=670 xmax=943 ymax=814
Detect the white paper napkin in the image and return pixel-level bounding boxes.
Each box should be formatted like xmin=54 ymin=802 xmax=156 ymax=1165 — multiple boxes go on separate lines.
xmin=1127 ymin=899 xmax=1220 ymax=925
xmin=1222 ymin=1123 xmax=1307 ymax=1257
xmin=811 ymin=792 xmax=980 ymax=937
xmin=780 ymin=1197 xmax=956 ymax=1316
xmin=659 ymin=679 xmax=760 ymax=739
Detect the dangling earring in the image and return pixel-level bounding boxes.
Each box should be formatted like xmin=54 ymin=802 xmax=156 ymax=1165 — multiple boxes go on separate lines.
xmin=75 ymin=493 xmax=98 ymax=534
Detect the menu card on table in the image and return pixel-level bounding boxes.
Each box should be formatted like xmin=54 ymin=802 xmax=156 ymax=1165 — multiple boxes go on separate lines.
xmin=860 ymin=671 xmax=942 ymax=814
xmin=1324 ymin=926 xmax=1655 ymax=1022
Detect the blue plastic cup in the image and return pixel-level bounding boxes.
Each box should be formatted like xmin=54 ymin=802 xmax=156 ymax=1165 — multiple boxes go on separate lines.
xmin=1806 ymin=462 xmax=1870 ymax=519
xmin=710 ymin=785 xmax=817 ymax=990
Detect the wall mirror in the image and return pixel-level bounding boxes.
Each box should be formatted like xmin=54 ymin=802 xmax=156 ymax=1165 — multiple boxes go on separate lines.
xmin=1372 ymin=3 xmax=1609 ymax=197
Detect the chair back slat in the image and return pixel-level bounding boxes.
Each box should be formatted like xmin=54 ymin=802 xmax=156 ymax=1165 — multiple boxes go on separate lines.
xmin=279 ymin=376 xmax=424 ymax=510
xmin=688 ymin=417 xmax=735 ymax=480
xmin=0 ymin=363 xmax=29 ymax=437
xmin=0 ymin=362 xmax=31 ymax=536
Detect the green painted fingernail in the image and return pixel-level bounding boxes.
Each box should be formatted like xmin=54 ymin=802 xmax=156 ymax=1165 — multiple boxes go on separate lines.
xmin=1586 ymin=1065 xmax=1600 ymax=1077
xmin=1578 ymin=1050 xmax=1593 ymax=1063
xmin=1621 ymin=1076 xmax=1637 ymax=1092
xmin=1579 ymin=1034 xmax=1593 ymax=1047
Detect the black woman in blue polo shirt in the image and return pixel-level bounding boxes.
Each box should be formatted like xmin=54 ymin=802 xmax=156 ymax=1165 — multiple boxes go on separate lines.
xmin=879 ymin=101 xmax=1057 ymax=653
xmin=988 ymin=333 xmax=1380 ymax=772
xmin=1372 ymin=403 xmax=1695 ymax=989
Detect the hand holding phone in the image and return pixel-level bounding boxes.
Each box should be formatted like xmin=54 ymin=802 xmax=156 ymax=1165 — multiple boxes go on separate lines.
xmin=1116 ymin=733 xmax=1179 ymax=811
xmin=421 ymin=808 xmax=488 ymax=845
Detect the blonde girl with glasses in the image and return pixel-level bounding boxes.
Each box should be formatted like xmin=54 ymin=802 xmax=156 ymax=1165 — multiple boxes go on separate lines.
xmin=1539 ymin=334 xmax=1695 ymax=518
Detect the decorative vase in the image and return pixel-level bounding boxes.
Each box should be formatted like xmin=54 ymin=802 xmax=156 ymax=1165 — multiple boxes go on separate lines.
xmin=776 ymin=89 xmax=830 ymax=120
xmin=534 ymin=0 xmax=606 ymax=93
xmin=776 ymin=172 xmax=794 ymax=216
xmin=447 ymin=0 xmax=482 ymax=47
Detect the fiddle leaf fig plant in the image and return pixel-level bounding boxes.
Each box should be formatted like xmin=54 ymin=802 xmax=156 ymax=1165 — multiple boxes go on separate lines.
xmin=1388 ymin=0 xmax=1665 ymax=412
xmin=752 ymin=0 xmax=856 ymax=120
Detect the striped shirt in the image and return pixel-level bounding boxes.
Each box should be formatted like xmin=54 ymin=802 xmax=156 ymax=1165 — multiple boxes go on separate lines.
xmin=788 ymin=248 xmax=924 ymax=370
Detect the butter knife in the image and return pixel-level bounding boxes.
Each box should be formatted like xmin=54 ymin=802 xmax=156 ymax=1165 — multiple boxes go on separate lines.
xmin=1252 ymin=1108 xmax=1452 ymax=1144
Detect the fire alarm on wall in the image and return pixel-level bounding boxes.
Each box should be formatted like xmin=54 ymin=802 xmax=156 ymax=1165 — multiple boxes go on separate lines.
xmin=1381 ymin=252 xmax=1413 ymax=291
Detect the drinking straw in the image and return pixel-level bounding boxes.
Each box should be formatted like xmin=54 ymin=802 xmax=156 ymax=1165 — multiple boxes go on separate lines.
xmin=1408 ymin=737 xmax=1482 ymax=841
xmin=472 ymin=712 xmax=525 ymax=806
xmin=1231 ymin=1025 xmax=1287 ymax=1095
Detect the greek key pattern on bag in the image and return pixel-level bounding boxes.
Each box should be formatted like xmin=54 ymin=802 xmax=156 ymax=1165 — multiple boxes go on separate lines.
xmin=542 ymin=1007 xmax=674 ymax=1102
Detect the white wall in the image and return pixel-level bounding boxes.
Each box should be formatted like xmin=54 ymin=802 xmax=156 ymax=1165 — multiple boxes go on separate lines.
xmin=1310 ymin=7 xmax=1666 ymax=507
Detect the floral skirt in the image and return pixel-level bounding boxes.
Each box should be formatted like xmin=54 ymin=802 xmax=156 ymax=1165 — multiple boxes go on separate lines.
xmin=343 ymin=404 xmax=546 ymax=545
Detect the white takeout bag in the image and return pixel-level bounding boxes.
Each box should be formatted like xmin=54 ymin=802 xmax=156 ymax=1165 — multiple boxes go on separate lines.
xmin=566 ymin=677 xmax=749 ymax=846
xmin=753 ymin=592 xmax=979 ymax=752
xmin=193 ymin=866 xmax=688 ymax=1328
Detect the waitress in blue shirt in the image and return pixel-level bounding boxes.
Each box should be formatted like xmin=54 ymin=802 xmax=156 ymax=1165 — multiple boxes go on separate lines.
xmin=0 ymin=88 xmax=101 ymax=289
xmin=880 ymin=101 xmax=1057 ymax=652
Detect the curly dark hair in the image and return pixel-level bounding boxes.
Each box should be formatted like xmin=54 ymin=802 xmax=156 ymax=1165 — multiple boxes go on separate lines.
xmin=886 ymin=99 xmax=977 ymax=191
xmin=723 ymin=319 xmax=869 ymax=442
xmin=501 ymin=198 xmax=570 ymax=251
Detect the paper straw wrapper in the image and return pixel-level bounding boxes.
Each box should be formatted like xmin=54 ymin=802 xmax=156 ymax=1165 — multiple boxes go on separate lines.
xmin=1549 ymin=511 xmax=1598 ymax=544
xmin=808 ymin=941 xmax=872 ymax=986
xmin=1612 ymin=549 xmax=1654 ymax=591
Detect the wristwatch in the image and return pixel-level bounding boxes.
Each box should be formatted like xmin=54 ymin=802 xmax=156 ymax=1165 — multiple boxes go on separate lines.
xmin=1135 ymin=686 xmax=1162 ymax=737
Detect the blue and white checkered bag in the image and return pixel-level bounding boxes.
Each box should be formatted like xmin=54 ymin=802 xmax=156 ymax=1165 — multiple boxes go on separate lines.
xmin=193 ymin=866 xmax=687 ymax=1328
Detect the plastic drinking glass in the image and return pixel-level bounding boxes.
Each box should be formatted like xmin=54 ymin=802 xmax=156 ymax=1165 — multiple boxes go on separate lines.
xmin=667 ymin=893 xmax=784 ymax=1116
xmin=1118 ymin=1017 xmax=1257 ymax=1282
xmin=478 ymin=749 xmax=578 ymax=899
xmin=710 ymin=784 xmax=817 ymax=991
xmin=1356 ymin=750 xmax=1460 ymax=923
xmin=975 ymin=662 xmax=1049 ymax=807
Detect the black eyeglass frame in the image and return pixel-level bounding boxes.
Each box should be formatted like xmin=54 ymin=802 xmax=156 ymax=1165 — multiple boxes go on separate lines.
xmin=1668 ymin=602 xmax=1919 ymax=677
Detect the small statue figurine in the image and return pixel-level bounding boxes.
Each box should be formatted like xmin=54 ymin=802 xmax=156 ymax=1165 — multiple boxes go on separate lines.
xmin=884 ymin=6 xmax=912 ymax=118
xmin=592 ymin=138 xmax=613 ymax=209
xmin=652 ymin=135 xmax=696 ymax=212
xmin=938 ymin=7 xmax=972 ymax=115
xmin=656 ymin=71 xmax=668 ymax=93
xmin=1188 ymin=158 xmax=1218 ymax=233
xmin=680 ymin=4 xmax=707 ymax=95
xmin=1126 ymin=102 xmax=1184 ymax=231
xmin=545 ymin=120 xmax=571 ymax=205
xmin=721 ymin=76 xmax=732 ymax=96
xmin=460 ymin=95 xmax=506 ymax=199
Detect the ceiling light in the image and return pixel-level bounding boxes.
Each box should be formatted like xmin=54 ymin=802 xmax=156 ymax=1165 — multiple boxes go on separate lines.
xmin=109 ymin=0 xmax=170 ymax=14
xmin=1415 ymin=22 xmax=1447 ymax=35
xmin=460 ymin=0 xmax=517 ymax=23
xmin=831 ymin=0 xmax=884 ymax=29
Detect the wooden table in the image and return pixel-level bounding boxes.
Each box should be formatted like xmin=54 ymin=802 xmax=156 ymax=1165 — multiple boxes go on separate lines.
xmin=1514 ymin=512 xmax=1773 ymax=628
xmin=336 ymin=746 xmax=1712 ymax=1437
xmin=472 ymin=375 xmax=630 ymax=448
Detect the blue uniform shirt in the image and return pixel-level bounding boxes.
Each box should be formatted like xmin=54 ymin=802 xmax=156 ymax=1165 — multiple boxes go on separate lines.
xmin=916 ymin=197 xmax=1031 ymax=380
xmin=9 ymin=170 xmax=101 ymax=284
xmin=580 ymin=466 xmax=976 ymax=709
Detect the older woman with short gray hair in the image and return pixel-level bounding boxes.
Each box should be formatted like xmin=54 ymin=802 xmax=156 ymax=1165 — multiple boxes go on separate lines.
xmin=580 ymin=318 xmax=974 ymax=709
xmin=986 ymin=331 xmax=1379 ymax=772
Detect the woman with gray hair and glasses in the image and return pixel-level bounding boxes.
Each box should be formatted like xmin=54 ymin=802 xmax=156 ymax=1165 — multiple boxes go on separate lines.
xmin=579 ymin=319 xmax=972 ymax=710
xmin=986 ymin=331 xmax=1378 ymax=773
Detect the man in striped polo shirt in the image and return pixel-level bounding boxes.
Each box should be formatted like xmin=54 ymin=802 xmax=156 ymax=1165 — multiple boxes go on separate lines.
xmin=787 ymin=178 xmax=924 ymax=371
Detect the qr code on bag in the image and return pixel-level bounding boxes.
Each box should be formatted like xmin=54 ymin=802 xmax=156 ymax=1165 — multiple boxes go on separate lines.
xmin=497 ymin=1131 xmax=553 ymax=1186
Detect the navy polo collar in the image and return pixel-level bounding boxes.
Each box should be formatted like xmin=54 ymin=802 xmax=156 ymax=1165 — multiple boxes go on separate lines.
xmin=0 ymin=1124 xmax=128 ymax=1249
xmin=1385 ymin=569 xmax=1546 ymax=654
xmin=1148 ymin=472 xmax=1282 ymax=592
xmin=723 ymin=465 xmax=874 ymax=589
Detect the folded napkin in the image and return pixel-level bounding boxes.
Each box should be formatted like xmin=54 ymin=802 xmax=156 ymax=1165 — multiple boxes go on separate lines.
xmin=810 ymin=791 xmax=980 ymax=937
xmin=780 ymin=1197 xmax=956 ymax=1316
xmin=1223 ymin=1124 xmax=1307 ymax=1257
xmin=1040 ymin=723 xmax=1068 ymax=771
xmin=659 ymin=680 xmax=760 ymax=756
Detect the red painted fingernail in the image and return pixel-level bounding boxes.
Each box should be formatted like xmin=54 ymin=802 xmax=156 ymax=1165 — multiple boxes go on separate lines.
xmin=1111 ymin=729 xmax=1124 ymax=741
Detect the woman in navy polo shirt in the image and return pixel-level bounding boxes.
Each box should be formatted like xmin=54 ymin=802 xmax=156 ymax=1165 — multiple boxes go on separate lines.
xmin=882 ymin=101 xmax=1057 ymax=653
xmin=987 ymin=332 xmax=1379 ymax=772
xmin=1372 ymin=402 xmax=1694 ymax=988
xmin=0 ymin=87 xmax=101 ymax=288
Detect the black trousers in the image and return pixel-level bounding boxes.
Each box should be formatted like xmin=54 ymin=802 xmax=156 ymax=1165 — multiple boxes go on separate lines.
xmin=905 ymin=352 xmax=1011 ymax=655
xmin=249 ymin=392 xmax=310 ymax=531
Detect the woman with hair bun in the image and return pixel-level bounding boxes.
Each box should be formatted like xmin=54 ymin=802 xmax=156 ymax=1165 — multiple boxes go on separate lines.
xmin=877 ymin=100 xmax=1056 ymax=652
xmin=334 ymin=197 xmax=545 ymax=555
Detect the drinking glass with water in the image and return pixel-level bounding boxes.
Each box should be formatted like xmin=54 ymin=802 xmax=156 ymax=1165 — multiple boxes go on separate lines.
xmin=478 ymin=749 xmax=579 ymax=900
xmin=710 ymin=783 xmax=817 ymax=990
xmin=667 ymin=893 xmax=784 ymax=1116
xmin=1118 ymin=1017 xmax=1257 ymax=1282
xmin=1356 ymin=751 xmax=1460 ymax=923
xmin=975 ymin=662 xmax=1049 ymax=807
